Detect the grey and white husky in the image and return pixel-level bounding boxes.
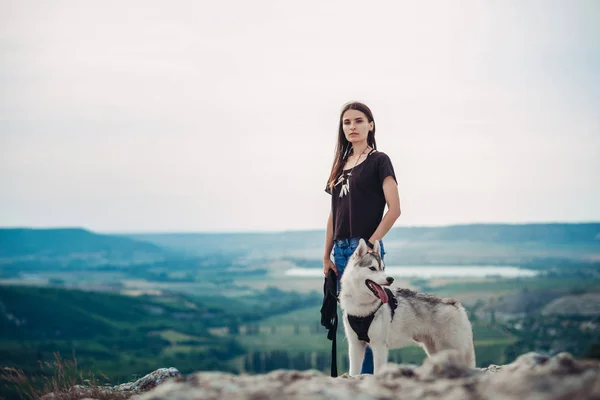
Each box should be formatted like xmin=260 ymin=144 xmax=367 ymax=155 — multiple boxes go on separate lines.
xmin=339 ymin=239 xmax=476 ymax=375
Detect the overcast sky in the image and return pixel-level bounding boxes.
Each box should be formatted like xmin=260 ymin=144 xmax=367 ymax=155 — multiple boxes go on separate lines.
xmin=1 ymin=0 xmax=599 ymax=233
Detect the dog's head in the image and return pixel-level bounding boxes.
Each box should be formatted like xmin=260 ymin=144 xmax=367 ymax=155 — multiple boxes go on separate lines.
xmin=341 ymin=239 xmax=394 ymax=303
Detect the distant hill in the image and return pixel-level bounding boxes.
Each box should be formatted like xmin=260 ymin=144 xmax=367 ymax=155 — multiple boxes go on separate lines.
xmin=0 ymin=285 xmax=244 ymax=383
xmin=0 ymin=228 xmax=171 ymax=262
xmin=0 ymin=285 xmax=222 ymax=340
xmin=128 ymin=223 xmax=600 ymax=249
xmin=541 ymin=293 xmax=600 ymax=316
xmin=385 ymin=223 xmax=600 ymax=244
xmin=1 ymin=224 xmax=598 ymax=272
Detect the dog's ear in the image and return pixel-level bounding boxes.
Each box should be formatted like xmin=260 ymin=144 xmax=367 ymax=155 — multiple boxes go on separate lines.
xmin=372 ymin=239 xmax=381 ymax=255
xmin=355 ymin=238 xmax=369 ymax=258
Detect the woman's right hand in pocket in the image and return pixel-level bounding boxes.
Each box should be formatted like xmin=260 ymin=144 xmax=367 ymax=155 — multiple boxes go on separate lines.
xmin=323 ymin=258 xmax=338 ymax=276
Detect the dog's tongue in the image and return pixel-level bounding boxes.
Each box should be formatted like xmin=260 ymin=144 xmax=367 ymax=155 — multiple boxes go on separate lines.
xmin=372 ymin=282 xmax=389 ymax=303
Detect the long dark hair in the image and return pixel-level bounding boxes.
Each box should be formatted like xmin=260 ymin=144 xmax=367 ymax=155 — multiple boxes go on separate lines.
xmin=327 ymin=101 xmax=377 ymax=191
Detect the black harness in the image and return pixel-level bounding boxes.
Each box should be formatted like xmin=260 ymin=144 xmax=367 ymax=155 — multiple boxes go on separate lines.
xmin=347 ymin=287 xmax=398 ymax=343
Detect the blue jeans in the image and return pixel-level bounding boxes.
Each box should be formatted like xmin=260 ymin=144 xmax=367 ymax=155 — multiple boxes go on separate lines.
xmin=332 ymin=237 xmax=386 ymax=375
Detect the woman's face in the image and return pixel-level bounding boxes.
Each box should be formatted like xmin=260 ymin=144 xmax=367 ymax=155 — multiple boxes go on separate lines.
xmin=342 ymin=109 xmax=373 ymax=145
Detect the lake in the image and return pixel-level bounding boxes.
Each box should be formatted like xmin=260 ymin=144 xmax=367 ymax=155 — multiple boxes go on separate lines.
xmin=285 ymin=265 xmax=539 ymax=278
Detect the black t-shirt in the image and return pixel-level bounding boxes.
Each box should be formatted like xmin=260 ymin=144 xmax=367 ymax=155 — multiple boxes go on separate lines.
xmin=325 ymin=151 xmax=397 ymax=240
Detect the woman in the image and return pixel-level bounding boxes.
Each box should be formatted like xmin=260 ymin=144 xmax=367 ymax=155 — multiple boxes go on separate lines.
xmin=323 ymin=101 xmax=401 ymax=374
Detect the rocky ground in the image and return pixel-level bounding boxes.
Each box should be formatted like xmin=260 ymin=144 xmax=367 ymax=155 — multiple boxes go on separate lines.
xmin=67 ymin=351 xmax=599 ymax=400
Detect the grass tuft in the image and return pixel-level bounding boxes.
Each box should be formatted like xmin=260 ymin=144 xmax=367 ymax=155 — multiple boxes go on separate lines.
xmin=1 ymin=351 xmax=131 ymax=400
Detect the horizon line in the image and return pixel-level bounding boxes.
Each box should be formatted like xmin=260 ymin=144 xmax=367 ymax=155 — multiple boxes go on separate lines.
xmin=1 ymin=220 xmax=599 ymax=235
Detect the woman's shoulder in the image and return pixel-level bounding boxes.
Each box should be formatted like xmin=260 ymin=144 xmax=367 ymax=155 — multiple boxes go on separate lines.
xmin=370 ymin=150 xmax=394 ymax=163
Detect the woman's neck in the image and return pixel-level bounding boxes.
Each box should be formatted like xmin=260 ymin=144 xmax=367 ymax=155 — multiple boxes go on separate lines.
xmin=352 ymin=141 xmax=370 ymax=157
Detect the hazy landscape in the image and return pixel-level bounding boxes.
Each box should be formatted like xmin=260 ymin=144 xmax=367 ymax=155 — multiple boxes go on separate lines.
xmin=1 ymin=223 xmax=599 ymax=397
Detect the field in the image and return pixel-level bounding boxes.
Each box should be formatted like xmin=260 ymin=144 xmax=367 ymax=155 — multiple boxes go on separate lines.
xmin=1 ymin=224 xmax=599 ymax=397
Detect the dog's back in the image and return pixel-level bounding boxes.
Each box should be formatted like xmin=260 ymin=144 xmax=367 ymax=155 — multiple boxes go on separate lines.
xmin=388 ymin=288 xmax=476 ymax=367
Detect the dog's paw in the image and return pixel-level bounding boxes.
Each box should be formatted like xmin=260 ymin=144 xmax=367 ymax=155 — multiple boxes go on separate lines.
xmin=416 ymin=350 xmax=479 ymax=381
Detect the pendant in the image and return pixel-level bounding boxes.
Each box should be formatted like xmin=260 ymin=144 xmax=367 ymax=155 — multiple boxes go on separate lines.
xmin=339 ymin=176 xmax=350 ymax=198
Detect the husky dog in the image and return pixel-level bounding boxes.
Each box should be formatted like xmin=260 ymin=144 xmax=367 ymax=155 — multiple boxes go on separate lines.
xmin=339 ymin=239 xmax=476 ymax=375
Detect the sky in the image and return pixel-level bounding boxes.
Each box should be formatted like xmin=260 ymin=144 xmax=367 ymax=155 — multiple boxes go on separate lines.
xmin=1 ymin=0 xmax=599 ymax=233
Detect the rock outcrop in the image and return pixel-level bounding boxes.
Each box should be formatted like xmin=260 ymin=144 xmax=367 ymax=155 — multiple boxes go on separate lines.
xmin=121 ymin=351 xmax=600 ymax=400
xmin=45 ymin=368 xmax=182 ymax=399
xmin=71 ymin=351 xmax=600 ymax=400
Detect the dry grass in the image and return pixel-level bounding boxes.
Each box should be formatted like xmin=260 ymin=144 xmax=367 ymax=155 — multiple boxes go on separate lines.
xmin=0 ymin=352 xmax=131 ymax=400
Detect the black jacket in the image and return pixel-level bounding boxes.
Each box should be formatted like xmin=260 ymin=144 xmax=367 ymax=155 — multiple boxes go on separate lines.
xmin=320 ymin=269 xmax=338 ymax=377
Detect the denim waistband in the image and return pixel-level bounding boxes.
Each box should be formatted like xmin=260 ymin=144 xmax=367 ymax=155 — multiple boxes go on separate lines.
xmin=334 ymin=237 xmax=363 ymax=247
xmin=334 ymin=237 xmax=385 ymax=247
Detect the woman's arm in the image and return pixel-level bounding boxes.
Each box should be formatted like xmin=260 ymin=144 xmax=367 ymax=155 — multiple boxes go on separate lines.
xmin=323 ymin=210 xmax=338 ymax=275
xmin=368 ymin=176 xmax=401 ymax=243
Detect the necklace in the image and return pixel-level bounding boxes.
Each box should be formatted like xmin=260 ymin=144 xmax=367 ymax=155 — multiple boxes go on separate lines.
xmin=338 ymin=145 xmax=371 ymax=198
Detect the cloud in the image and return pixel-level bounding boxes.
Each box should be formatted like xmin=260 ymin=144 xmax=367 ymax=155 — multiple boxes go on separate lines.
xmin=1 ymin=0 xmax=598 ymax=231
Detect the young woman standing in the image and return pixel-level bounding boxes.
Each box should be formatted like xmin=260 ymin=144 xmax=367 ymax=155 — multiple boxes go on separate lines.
xmin=323 ymin=101 xmax=401 ymax=374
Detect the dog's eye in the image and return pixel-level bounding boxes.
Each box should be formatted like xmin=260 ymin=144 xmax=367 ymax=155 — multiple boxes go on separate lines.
xmin=369 ymin=267 xmax=377 ymax=271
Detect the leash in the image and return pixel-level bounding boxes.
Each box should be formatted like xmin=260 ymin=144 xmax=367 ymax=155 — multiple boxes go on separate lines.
xmin=320 ymin=269 xmax=339 ymax=377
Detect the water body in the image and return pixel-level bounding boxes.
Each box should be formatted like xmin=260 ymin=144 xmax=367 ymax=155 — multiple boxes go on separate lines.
xmin=285 ymin=265 xmax=539 ymax=278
